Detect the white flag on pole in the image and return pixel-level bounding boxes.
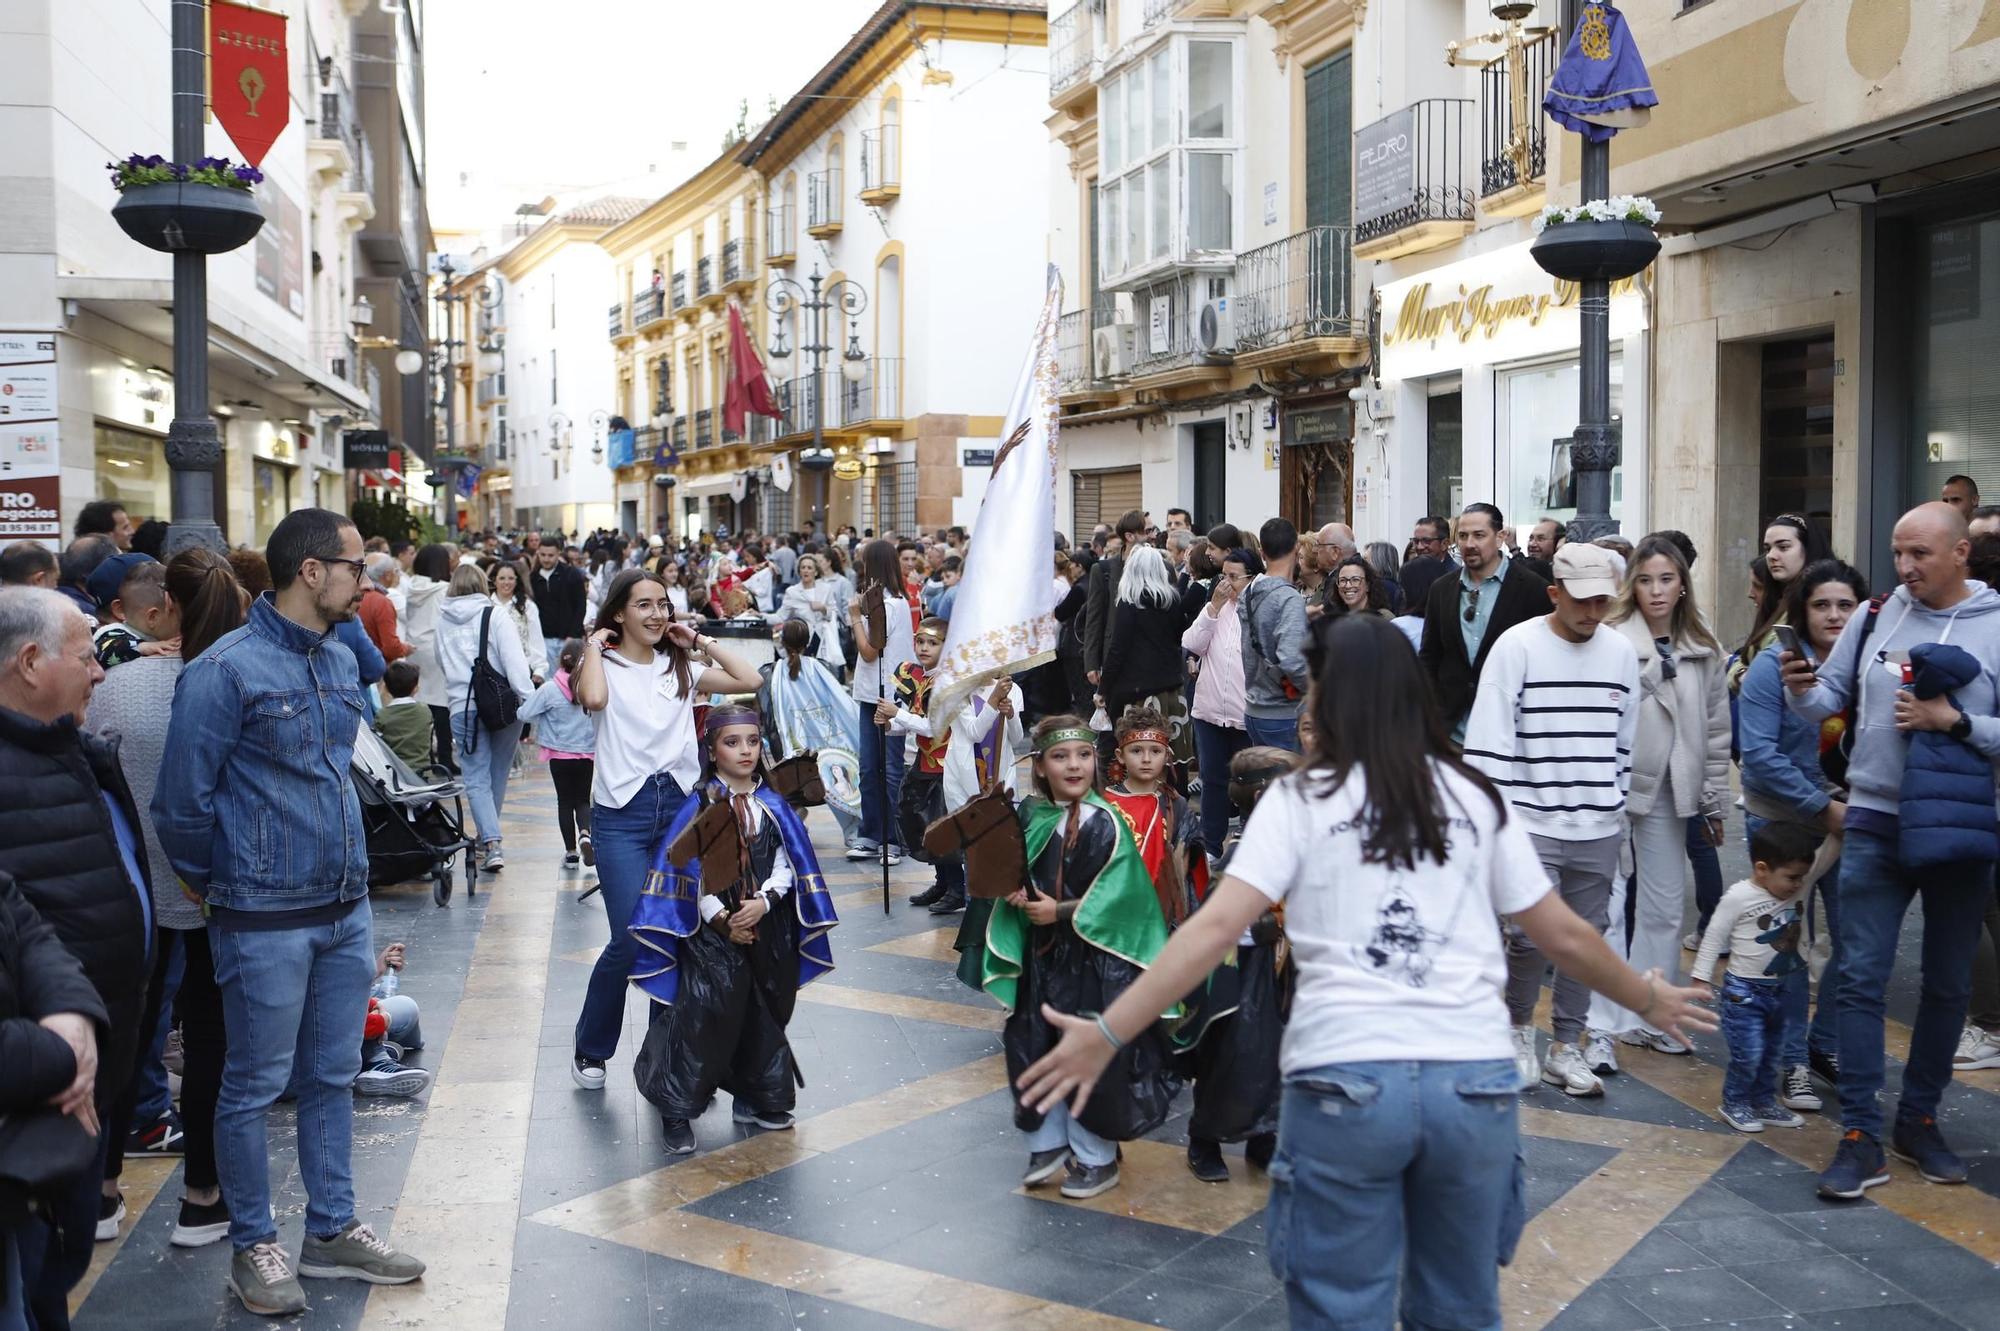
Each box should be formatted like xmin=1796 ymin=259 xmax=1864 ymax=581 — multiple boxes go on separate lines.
xmin=927 ymin=264 xmax=1064 ymax=727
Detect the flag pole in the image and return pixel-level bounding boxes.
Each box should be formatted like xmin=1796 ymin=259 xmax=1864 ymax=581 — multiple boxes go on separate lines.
xmin=878 ymin=718 xmax=890 ymax=915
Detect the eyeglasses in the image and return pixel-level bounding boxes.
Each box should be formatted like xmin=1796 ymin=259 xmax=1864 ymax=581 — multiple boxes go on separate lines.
xmin=1335 ymin=577 xmax=1367 ymax=589
xmin=314 ymin=556 xmax=367 ymax=578
xmin=1463 ymin=583 xmax=1482 ymax=624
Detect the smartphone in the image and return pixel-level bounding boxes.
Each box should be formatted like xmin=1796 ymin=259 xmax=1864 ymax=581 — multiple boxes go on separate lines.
xmin=1771 ymin=624 xmax=1804 ymax=659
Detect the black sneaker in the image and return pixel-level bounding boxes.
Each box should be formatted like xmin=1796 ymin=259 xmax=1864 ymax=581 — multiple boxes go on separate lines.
xmin=125 ymin=1108 xmax=185 ymax=1157
xmin=1809 ymin=1046 xmax=1840 ymax=1086
xmin=170 ymin=1195 xmax=231 ymax=1248
xmin=909 ymin=882 xmax=946 ymax=908
xmin=1245 ymin=1133 xmax=1277 ymax=1171
xmin=1186 ymin=1137 xmax=1229 ymax=1183
xmin=1060 ymin=1159 xmax=1121 ymax=1199
xmin=662 ymin=1117 xmax=696 ymax=1155
xmin=1818 ymin=1129 xmax=1890 ymax=1200
xmin=927 ymin=892 xmax=966 ymax=916
xmin=1890 ymin=1114 xmax=1968 ymax=1184
xmin=730 ymin=1102 xmax=795 ymax=1131
xmin=95 ymin=1193 xmax=125 ymax=1242
xmin=571 ymin=1054 xmax=607 ymax=1091
xmin=1022 ymin=1147 xmax=1070 ymax=1187
xmin=562 ymin=852 xmax=581 ymax=869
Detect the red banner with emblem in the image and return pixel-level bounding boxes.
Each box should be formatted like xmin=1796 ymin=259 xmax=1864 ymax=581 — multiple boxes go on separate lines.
xmin=209 ymin=1 xmax=290 ymax=167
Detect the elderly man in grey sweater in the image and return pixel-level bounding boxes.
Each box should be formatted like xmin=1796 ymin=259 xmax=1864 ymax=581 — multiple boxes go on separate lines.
xmin=1784 ymin=502 xmax=2000 ymax=1201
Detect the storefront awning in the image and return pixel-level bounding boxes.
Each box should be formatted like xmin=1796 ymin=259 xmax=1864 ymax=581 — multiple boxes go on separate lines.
xmin=675 ymin=473 xmax=738 ymax=498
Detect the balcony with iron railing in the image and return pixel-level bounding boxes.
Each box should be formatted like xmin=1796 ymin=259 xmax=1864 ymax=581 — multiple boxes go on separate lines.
xmin=1478 ymin=32 xmax=1557 ymax=215
xmin=476 ymin=372 xmax=507 ymax=406
xmin=694 ymin=408 xmax=714 ymax=448
xmin=859 ymin=127 xmax=901 ymax=203
xmin=1048 ymin=1 xmax=1100 ymax=106
xmin=1353 ymin=98 xmax=1475 ymax=261
xmin=1234 ymin=226 xmax=1365 ymax=365
xmin=632 ymin=285 xmax=667 ymax=329
xmin=777 ymin=373 xmax=821 ymax=440
xmin=670 ymin=270 xmax=689 ymax=313
xmin=722 ymin=238 xmax=753 ymax=290
xmin=696 ymin=256 xmax=717 ymax=305
xmin=807 ymin=170 xmax=843 ymax=237
xmin=1126 ymin=274 xmax=1218 ymax=381
xmin=608 ymin=301 xmax=628 ymax=339
xmin=836 ymin=358 xmax=904 ymax=428
xmin=672 ymin=416 xmax=689 ymax=452
xmin=633 ymin=425 xmax=663 ymax=465
xmin=766 ymin=204 xmax=796 ymax=266
xmin=722 ymin=413 xmax=774 ymax=446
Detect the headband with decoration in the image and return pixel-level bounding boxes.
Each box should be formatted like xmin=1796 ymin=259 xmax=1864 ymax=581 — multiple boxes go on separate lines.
xmin=1116 ymin=728 xmax=1171 ymax=750
xmin=703 ymin=705 xmax=762 ymax=738
xmin=913 ymin=628 xmax=946 ymax=645
xmin=1035 ymin=727 xmax=1096 ymax=753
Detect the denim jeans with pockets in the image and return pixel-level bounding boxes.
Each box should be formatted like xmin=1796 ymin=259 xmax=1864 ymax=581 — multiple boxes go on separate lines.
xmin=1263 ymin=1059 xmax=1522 ymax=1330
xmin=577 ymin=772 xmax=688 ymax=1061
xmin=1718 ymin=971 xmax=1803 ymax=1108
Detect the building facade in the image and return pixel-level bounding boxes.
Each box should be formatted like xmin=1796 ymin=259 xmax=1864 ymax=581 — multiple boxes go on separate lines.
xmin=0 ymin=0 xmax=427 ymax=546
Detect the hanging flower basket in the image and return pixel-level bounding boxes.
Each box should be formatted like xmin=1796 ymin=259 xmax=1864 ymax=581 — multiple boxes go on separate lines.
xmin=107 ymin=155 xmax=266 ymax=255
xmin=1530 ymin=195 xmax=1661 ymax=284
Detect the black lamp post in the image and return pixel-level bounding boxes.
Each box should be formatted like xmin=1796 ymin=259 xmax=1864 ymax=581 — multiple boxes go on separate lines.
xmin=767 ymin=268 xmax=868 ymax=530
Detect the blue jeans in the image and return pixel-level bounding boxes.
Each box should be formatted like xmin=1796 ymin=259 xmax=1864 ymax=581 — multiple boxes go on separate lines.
xmin=1835 ymin=827 xmax=1991 ymax=1140
xmin=1686 ymin=815 xmax=1725 ymax=934
xmin=1027 ymin=1102 xmax=1115 ymax=1167
xmin=1 ymin=1224 xmax=27 ymax=1331
xmin=856 ymin=702 xmax=906 ymax=850
xmin=1718 ymin=972 xmax=1803 ymax=1108
xmin=453 ymin=711 xmax=521 ymax=846
xmin=1264 ymin=1060 xmax=1522 ymax=1330
xmin=208 ymin=898 xmax=374 ymax=1250
xmin=577 ymin=772 xmax=688 ymax=1060
xmin=1244 ymin=713 xmax=1301 ymax=754
xmin=1193 ymin=718 xmax=1249 ymax=853
xmin=1743 ymin=814 xmax=1844 ymax=1064
xmin=133 ymin=931 xmax=185 ymax=1123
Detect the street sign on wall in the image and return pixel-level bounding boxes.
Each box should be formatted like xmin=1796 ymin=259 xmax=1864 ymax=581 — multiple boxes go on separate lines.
xmin=1353 ymin=107 xmax=1416 ymax=233
xmin=0 ymin=333 xmax=59 ymax=544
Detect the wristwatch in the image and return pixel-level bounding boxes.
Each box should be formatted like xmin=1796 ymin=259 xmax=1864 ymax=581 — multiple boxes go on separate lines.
xmin=1951 ymin=709 xmax=1974 ymax=741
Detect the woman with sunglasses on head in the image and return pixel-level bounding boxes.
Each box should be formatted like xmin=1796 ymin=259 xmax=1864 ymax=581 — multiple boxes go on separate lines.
xmin=1018 ymin=614 xmax=1714 ymax=1330
xmin=1579 ymin=537 xmax=1732 ymax=1088
xmin=567 ymin=568 xmax=763 ymax=1094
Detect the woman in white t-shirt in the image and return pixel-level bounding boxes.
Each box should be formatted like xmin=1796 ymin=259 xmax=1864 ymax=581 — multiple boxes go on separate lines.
xmin=846 ymin=538 xmax=916 ymax=860
xmin=1019 ymin=613 xmax=1714 ymax=1330
xmin=568 ymin=567 xmax=763 ymax=1093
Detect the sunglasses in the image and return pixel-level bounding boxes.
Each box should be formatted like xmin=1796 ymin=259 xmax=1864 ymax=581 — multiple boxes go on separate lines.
xmin=1654 ymin=636 xmax=1679 ymax=681
xmin=1463 ymin=583 xmax=1482 ymax=624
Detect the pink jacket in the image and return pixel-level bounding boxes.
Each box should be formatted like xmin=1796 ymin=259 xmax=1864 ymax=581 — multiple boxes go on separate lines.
xmin=1181 ymin=599 xmax=1246 ymax=729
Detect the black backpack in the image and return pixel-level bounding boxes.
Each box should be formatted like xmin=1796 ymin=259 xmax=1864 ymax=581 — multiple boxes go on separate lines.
xmin=465 ymin=606 xmax=520 ymax=743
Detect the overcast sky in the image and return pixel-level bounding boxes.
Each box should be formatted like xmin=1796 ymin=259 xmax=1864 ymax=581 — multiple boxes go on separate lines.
xmin=424 ymin=0 xmax=885 ymax=230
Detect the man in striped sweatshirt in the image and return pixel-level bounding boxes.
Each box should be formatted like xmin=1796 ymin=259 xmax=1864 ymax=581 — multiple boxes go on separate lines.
xmin=1464 ymin=543 xmax=1640 ymax=1098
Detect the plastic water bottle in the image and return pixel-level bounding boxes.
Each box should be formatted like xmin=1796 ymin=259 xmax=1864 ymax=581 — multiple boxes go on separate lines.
xmin=378 ymin=967 xmax=398 ymax=998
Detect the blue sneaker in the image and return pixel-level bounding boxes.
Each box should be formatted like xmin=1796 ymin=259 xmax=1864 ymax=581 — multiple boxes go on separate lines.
xmin=1890 ymin=1114 xmax=1967 ymax=1184
xmin=844 ymin=839 xmax=880 ymax=860
xmin=1719 ymin=1101 xmax=1763 ymax=1134
xmin=1819 ymin=1129 xmax=1890 ymax=1200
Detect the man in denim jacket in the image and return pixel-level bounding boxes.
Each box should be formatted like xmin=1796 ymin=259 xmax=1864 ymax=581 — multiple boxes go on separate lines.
xmin=154 ymin=509 xmax=424 ymax=1315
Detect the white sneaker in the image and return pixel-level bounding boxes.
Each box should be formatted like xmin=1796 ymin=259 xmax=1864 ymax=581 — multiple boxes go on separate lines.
xmin=1511 ymin=1025 xmax=1540 ymax=1090
xmin=1779 ymin=1065 xmax=1822 ymax=1112
xmin=1954 ymin=1026 xmax=2000 ymax=1070
xmin=1583 ymin=1030 xmax=1620 ymax=1076
xmin=481 ymin=842 xmax=505 ymax=872
xmin=1617 ymin=1028 xmax=1692 ymax=1055
xmin=1541 ymin=1041 xmax=1605 ymax=1097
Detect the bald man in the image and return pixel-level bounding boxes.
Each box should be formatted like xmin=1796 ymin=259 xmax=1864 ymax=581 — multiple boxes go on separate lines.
xmin=1784 ymin=501 xmax=2000 ymax=1200
xmin=1314 ymin=523 xmax=1356 ymax=577
xmin=1942 ymin=475 xmax=1980 ymax=517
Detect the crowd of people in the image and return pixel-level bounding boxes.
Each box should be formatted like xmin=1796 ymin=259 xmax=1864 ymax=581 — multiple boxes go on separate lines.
xmin=5 ymin=474 xmax=2000 ymax=1329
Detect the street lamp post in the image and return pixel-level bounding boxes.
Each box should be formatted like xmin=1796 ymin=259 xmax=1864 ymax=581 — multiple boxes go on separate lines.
xmin=161 ymin=0 xmax=226 ymax=556
xmin=767 ymin=268 xmax=868 ymax=531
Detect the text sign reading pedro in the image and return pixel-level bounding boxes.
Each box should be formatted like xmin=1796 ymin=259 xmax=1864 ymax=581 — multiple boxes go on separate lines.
xmin=211 ymin=1 xmax=290 ymax=168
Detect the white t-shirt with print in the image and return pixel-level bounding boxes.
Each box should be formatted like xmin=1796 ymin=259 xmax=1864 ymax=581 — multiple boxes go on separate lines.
xmin=1225 ymin=763 xmax=1553 ymax=1072
xmin=590 ymin=649 xmax=700 ymax=808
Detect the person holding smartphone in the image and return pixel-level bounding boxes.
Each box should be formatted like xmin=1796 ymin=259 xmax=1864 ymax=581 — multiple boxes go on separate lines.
xmin=567 ymin=569 xmax=762 ymax=1093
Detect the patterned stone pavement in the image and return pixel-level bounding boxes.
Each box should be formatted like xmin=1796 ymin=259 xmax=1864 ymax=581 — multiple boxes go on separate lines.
xmin=72 ymin=765 xmax=2000 ymax=1329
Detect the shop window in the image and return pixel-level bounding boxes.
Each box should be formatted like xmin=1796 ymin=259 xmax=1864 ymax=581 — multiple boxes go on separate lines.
xmin=1426 ymin=389 xmax=1462 ymax=521
xmin=1498 ymin=354 xmax=1625 ymax=532
xmin=93 ymin=424 xmax=172 ymax=522
xmin=1908 ymin=215 xmax=2000 ymax=511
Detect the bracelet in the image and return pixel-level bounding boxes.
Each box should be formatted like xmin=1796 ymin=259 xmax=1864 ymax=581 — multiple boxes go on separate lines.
xmin=1637 ymin=974 xmax=1659 ymax=1020
xmin=1092 ymin=1013 xmax=1125 ymax=1053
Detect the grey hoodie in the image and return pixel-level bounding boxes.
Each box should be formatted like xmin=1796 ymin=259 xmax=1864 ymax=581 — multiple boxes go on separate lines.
xmin=1788 ymin=579 xmax=2000 ymax=817
xmin=1238 ymin=574 xmax=1311 ymax=719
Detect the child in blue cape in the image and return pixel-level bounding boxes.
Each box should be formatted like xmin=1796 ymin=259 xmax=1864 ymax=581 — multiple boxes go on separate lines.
xmin=627 ymin=704 xmax=838 ymax=1155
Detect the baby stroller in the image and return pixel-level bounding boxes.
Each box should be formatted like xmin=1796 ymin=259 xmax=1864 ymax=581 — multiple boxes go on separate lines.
xmin=352 ymin=726 xmax=479 ymax=907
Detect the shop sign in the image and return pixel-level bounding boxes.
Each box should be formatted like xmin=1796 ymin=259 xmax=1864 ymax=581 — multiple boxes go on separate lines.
xmin=1353 ymin=108 xmax=1416 ymax=233
xmin=1377 ymin=240 xmax=1650 ymax=381
xmin=833 ymin=455 xmax=865 ymax=482
xmin=343 ymin=429 xmax=392 ymax=468
xmin=0 ymin=333 xmax=58 ymax=544
xmin=1283 ymin=403 xmax=1353 ymax=448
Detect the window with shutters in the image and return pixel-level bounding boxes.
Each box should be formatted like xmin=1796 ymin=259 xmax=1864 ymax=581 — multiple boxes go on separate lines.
xmin=1071 ymin=466 xmax=1145 ymax=536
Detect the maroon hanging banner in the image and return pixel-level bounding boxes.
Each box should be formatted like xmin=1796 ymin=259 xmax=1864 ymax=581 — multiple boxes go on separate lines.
xmin=210 ymin=1 xmax=290 ymax=167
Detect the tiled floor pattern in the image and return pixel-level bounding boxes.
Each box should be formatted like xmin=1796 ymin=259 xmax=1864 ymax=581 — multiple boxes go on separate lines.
xmin=74 ymin=773 xmax=2000 ymax=1329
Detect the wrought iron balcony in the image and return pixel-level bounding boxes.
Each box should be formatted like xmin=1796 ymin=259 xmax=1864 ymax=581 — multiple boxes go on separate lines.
xmin=1127 ymin=273 xmax=1211 ymax=379
xmin=1353 ymin=99 xmax=1475 ymax=259
xmin=807 ymin=169 xmax=843 ymax=235
xmin=765 ymin=204 xmax=795 ymax=265
xmin=672 ymin=416 xmax=688 ymax=451
xmin=1480 ymin=33 xmax=1556 ymax=203
xmin=607 ymin=301 xmax=627 ymax=338
xmin=696 ymin=256 xmax=714 ymax=300
xmin=1234 ymin=226 xmax=1361 ymax=351
xmin=1058 ymin=294 xmax=1127 ymax=389
xmin=777 ymin=373 xmax=822 ymax=440
xmin=694 ymin=408 xmax=714 ymax=448
xmin=632 ymin=286 xmax=666 ymax=328
xmin=860 ymin=127 xmax=901 ymax=202
xmin=670 ymin=271 xmax=688 ymax=312
xmin=837 ymin=358 xmax=904 ymax=427
xmin=722 ymin=239 xmax=744 ymax=286
xmin=1049 ymin=2 xmax=1097 ymax=99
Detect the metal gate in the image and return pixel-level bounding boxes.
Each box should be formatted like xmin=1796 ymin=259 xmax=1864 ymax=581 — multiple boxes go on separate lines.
xmin=871 ymin=460 xmax=918 ymax=537
xmin=1070 ymin=466 xmax=1145 ymax=539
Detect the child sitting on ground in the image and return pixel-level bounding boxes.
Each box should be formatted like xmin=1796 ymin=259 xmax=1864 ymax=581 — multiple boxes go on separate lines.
xmin=374 ymin=660 xmax=433 ymax=772
xmin=519 ymin=639 xmax=598 ymax=869
xmin=1691 ymin=820 xmax=1819 ymax=1134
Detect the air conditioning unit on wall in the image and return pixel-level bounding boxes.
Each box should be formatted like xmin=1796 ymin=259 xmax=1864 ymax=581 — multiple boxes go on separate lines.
xmin=1092 ymin=324 xmax=1134 ymax=379
xmin=1198 ymin=297 xmax=1236 ymax=354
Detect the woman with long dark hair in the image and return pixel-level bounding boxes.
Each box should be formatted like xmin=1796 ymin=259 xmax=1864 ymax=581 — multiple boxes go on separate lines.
xmin=845 ymin=538 xmax=915 ymax=861
xmin=87 ymin=548 xmax=248 ymax=1248
xmin=488 ymin=560 xmax=548 ymax=684
xmin=405 ymin=543 xmax=456 ymax=771
xmin=1322 ymin=554 xmax=1393 ymax=621
xmin=568 ymin=568 xmax=762 ymax=1091
xmin=1018 ymin=614 xmax=1714 ymax=1328
xmin=1736 ymin=515 xmax=1832 ymax=680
